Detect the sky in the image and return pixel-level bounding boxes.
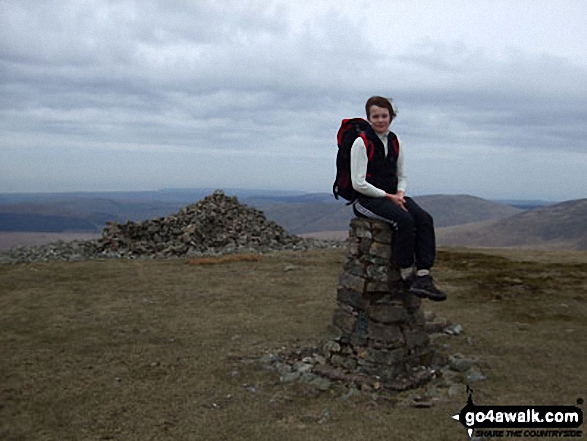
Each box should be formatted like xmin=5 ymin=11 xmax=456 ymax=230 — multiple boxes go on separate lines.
xmin=1 ymin=0 xmax=586 ymax=201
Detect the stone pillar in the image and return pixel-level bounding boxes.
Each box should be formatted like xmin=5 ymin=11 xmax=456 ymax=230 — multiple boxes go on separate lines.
xmin=329 ymin=218 xmax=434 ymax=384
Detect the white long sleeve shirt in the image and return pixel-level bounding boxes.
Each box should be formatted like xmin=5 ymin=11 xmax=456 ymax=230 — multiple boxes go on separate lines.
xmin=350 ymin=130 xmax=407 ymax=198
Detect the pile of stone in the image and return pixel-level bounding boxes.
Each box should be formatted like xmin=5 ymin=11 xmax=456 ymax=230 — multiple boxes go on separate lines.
xmin=97 ymin=190 xmax=308 ymax=258
xmin=0 ymin=190 xmax=340 ymax=264
xmin=258 ymin=322 xmax=484 ymax=404
xmin=0 ymin=239 xmax=101 ymax=264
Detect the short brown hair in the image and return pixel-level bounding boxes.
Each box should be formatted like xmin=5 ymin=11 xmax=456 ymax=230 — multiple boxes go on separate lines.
xmin=365 ymin=96 xmax=396 ymax=121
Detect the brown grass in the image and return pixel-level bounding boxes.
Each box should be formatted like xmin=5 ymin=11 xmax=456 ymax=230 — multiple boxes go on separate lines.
xmin=0 ymin=248 xmax=586 ymax=440
xmin=187 ymin=254 xmax=264 ymax=265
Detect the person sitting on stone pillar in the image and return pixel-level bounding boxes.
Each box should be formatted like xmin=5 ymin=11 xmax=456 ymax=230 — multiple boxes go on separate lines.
xmin=349 ymin=95 xmax=446 ymax=301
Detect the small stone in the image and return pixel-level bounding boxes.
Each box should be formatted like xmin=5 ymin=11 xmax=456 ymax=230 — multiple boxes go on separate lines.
xmin=369 ymin=242 xmax=391 ymax=259
xmin=300 ymin=372 xmax=318 ymax=383
xmin=444 ymin=324 xmax=463 ymax=335
xmin=338 ymin=272 xmax=366 ymax=292
xmin=260 ymin=353 xmax=279 ymax=364
xmin=466 ymin=365 xmax=487 ymax=382
xmin=332 ymin=308 xmax=357 ymax=335
xmin=425 ymin=317 xmax=451 ymax=333
xmin=309 ymin=376 xmax=332 ymax=391
xmin=371 ymin=222 xmax=392 ymax=244
xmin=339 ymin=387 xmax=361 ymax=400
xmin=293 ymin=362 xmax=313 ymax=374
xmin=337 ymin=288 xmax=366 ymax=310
xmin=313 ymin=355 xmax=327 ymax=365
xmin=516 ymin=322 xmax=530 ymax=331
xmin=369 ymin=304 xmax=409 ymax=324
xmin=368 ymin=322 xmax=403 ymax=343
xmin=407 ymin=395 xmax=434 ymax=408
xmin=323 ymin=340 xmax=341 ymax=354
xmin=280 ymin=371 xmax=302 ymax=383
xmin=330 ymin=355 xmax=344 ymax=367
xmin=275 ymin=363 xmax=292 ymax=376
xmin=449 ymin=354 xmax=475 ymax=372
xmin=326 ymin=325 xmax=343 ymax=340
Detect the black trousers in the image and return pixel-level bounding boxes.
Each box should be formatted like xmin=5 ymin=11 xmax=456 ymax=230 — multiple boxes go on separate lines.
xmin=353 ymin=196 xmax=436 ymax=270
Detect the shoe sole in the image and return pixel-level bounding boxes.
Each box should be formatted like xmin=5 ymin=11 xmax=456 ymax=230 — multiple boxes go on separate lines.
xmin=409 ymin=288 xmax=447 ymax=302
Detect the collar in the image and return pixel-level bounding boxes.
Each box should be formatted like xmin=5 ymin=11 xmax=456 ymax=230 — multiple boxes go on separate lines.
xmin=376 ymin=130 xmax=390 ymax=141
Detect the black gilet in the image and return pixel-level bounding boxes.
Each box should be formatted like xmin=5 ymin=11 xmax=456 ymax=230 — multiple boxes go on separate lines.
xmin=364 ymin=128 xmax=400 ymax=195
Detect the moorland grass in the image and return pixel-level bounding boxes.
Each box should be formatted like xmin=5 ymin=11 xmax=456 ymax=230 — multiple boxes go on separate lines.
xmin=0 ymin=248 xmax=585 ymax=440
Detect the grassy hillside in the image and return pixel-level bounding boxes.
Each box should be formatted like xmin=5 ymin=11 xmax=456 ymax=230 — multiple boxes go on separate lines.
xmin=414 ymin=194 xmax=523 ymax=227
xmin=437 ymin=199 xmax=587 ymax=250
xmin=1 ymin=248 xmax=585 ymax=440
xmin=0 ymin=199 xmax=185 ymax=233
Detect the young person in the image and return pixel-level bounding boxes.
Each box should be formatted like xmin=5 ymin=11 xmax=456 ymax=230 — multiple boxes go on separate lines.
xmin=350 ymin=96 xmax=446 ymax=301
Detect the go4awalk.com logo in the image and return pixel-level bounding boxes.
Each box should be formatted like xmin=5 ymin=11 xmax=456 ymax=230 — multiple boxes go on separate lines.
xmin=452 ymin=386 xmax=584 ymax=438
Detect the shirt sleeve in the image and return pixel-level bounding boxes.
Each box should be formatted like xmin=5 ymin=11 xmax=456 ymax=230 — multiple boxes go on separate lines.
xmin=396 ymin=136 xmax=407 ymax=193
xmin=350 ymin=137 xmax=386 ymax=198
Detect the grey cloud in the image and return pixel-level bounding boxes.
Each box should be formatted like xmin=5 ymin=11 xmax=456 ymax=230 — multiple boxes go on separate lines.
xmin=1 ymin=0 xmax=586 ymax=198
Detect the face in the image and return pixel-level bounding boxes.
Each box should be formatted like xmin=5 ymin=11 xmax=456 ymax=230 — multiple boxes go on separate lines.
xmin=368 ymin=105 xmax=391 ymax=134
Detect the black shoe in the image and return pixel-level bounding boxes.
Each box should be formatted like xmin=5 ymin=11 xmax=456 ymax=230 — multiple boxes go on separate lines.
xmin=409 ymin=274 xmax=447 ymax=301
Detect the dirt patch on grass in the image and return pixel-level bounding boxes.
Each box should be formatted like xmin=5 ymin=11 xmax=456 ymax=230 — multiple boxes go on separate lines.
xmin=0 ymin=248 xmax=585 ymax=440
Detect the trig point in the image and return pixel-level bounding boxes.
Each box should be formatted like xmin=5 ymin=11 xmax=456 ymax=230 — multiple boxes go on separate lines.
xmin=327 ymin=217 xmax=436 ymax=388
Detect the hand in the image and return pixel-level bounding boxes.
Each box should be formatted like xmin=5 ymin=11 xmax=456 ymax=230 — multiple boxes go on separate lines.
xmin=385 ymin=191 xmax=407 ymax=211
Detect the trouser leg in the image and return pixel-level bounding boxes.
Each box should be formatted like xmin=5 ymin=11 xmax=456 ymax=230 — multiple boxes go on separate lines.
xmin=403 ymin=197 xmax=435 ymax=270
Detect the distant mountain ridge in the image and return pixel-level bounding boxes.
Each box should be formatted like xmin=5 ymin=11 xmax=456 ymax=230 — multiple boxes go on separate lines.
xmin=3 ymin=190 xmax=583 ymax=250
xmin=0 ymin=200 xmax=185 ymax=232
xmin=408 ymin=194 xmax=523 ymax=228
xmin=436 ymin=198 xmax=587 ymax=250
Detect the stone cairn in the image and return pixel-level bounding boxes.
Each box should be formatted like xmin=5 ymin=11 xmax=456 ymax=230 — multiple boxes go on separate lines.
xmin=97 ymin=190 xmax=307 ymax=258
xmin=318 ymin=217 xmax=437 ymax=390
xmin=0 ymin=190 xmax=340 ymax=264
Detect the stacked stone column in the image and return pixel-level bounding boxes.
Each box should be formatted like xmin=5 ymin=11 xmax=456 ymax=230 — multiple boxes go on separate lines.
xmin=329 ymin=218 xmax=433 ymax=383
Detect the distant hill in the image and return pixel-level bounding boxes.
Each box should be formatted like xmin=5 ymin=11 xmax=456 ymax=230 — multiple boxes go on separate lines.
xmin=0 ymin=189 xmax=312 ymax=234
xmin=0 ymin=199 xmax=186 ymax=233
xmin=436 ymin=199 xmax=587 ymax=250
xmin=258 ymin=202 xmax=354 ymax=235
xmin=0 ymin=190 xmax=563 ymax=247
xmin=0 ymin=213 xmax=98 ymax=233
xmin=260 ymin=194 xmax=524 ymax=235
xmin=412 ymin=194 xmax=523 ymax=227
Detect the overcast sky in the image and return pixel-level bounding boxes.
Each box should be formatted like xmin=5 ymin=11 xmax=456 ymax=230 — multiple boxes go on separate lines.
xmin=1 ymin=0 xmax=586 ymax=201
